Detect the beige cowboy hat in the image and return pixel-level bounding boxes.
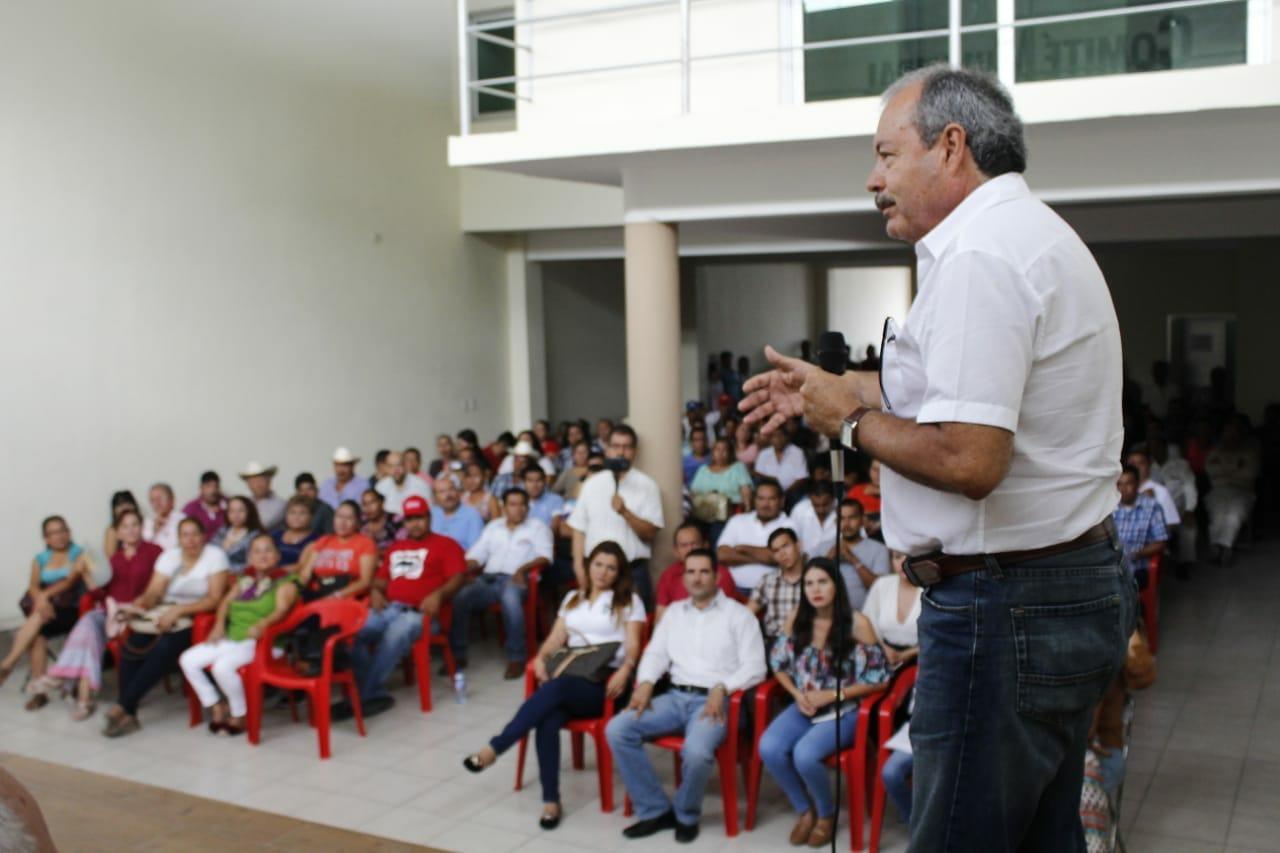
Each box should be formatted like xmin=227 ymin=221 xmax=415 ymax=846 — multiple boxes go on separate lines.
xmin=332 ymin=446 xmax=361 ymax=464
xmin=239 ymin=461 xmax=278 ymax=479
xmin=512 ymin=440 xmax=540 ymax=458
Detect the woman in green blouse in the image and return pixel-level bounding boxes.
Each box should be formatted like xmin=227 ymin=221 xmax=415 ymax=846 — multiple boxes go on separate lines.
xmin=177 ymin=534 xmax=298 ymax=735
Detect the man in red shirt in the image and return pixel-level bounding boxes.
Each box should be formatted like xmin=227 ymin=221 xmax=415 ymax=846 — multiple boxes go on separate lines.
xmin=340 ymin=495 xmax=464 ymax=717
xmin=653 ymin=522 xmax=739 ymax=625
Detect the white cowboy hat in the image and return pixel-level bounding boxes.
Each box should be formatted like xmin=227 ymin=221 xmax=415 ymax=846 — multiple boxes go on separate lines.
xmin=332 ymin=446 xmax=361 ymax=464
xmin=512 ymin=440 xmax=539 ymax=457
xmin=239 ymin=461 xmax=278 ymax=479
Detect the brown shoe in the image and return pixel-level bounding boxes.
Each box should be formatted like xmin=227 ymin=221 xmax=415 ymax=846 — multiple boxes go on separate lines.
xmin=807 ymin=817 xmax=835 ymax=847
xmin=789 ymin=810 xmax=816 ymax=845
xmin=503 ymin=662 xmax=525 ymax=680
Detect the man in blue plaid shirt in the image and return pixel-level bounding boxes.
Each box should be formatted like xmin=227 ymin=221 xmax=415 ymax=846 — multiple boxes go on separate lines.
xmin=1113 ymin=464 xmax=1168 ymax=589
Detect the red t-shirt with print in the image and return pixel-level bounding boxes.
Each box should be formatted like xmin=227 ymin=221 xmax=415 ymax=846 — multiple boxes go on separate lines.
xmin=377 ymin=534 xmax=466 ymax=607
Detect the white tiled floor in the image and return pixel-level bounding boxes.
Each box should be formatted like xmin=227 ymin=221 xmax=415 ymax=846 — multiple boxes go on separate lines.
xmin=4 ymin=536 xmax=1279 ymax=852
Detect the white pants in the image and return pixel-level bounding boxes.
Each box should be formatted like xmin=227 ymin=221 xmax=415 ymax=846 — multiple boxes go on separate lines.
xmin=179 ymin=638 xmax=257 ymax=718
xmin=1205 ymin=486 xmax=1255 ymax=548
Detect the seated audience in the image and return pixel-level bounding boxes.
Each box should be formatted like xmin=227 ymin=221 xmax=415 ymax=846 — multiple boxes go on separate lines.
xmin=760 ymin=559 xmax=890 ymax=847
xmin=376 ymin=450 xmax=431 ymax=516
xmin=0 ymin=517 xmax=93 ymax=710
xmin=654 ymin=522 xmax=738 ymax=624
xmin=143 ymin=482 xmax=181 ymax=550
xmin=716 ymin=478 xmax=790 ymax=597
xmin=683 ymin=427 xmax=711 ymax=486
xmin=360 ymin=488 xmax=402 ymax=558
xmin=756 ymin=430 xmax=810 ymax=503
xmin=462 ymin=462 xmax=499 ymax=522
xmin=103 ymin=490 xmax=140 ymax=556
xmin=748 ymin=528 xmax=806 ymax=649
xmin=491 ymin=440 xmax=538 ymax=497
xmin=606 ymin=549 xmax=766 ymax=842
xmin=553 ymin=440 xmax=592 ymax=499
xmin=862 ymin=551 xmax=921 ymax=667
xmin=557 ymin=423 xmax=588 ymax=472
xmin=240 ymin=461 xmax=285 ymax=531
xmin=1113 ymin=465 xmax=1168 ymax=589
xmin=403 ymin=445 xmax=430 ymax=485
xmin=846 ymin=460 xmax=883 ymax=539
xmin=179 ymin=534 xmax=299 ymax=735
xmin=734 ymin=421 xmax=760 ymax=469
xmin=451 ymin=490 xmax=553 ymax=679
xmin=689 ymin=437 xmax=754 ymax=542
xmin=788 ymin=481 xmax=838 ymax=560
xmin=272 ymin=496 xmax=320 ymax=574
xmin=320 ymin=446 xmax=370 ymax=508
xmin=1127 ymin=448 xmax=1180 ymax=558
xmin=431 ymin=477 xmax=485 ymax=552
xmin=294 ymin=472 xmax=334 ymax=535
xmin=462 ymin=541 xmax=645 ymax=830
xmin=1204 ymin=415 xmax=1261 ymax=564
xmin=338 ymin=495 xmax=464 ymax=718
xmin=593 ymin=418 xmax=614 ymax=454
xmin=429 ymin=433 xmax=458 ymax=479
xmin=182 ymin=471 xmax=227 ymax=537
xmin=103 ymin=518 xmax=229 ymax=737
xmin=44 ymin=510 xmax=161 ymax=720
xmin=523 ymin=466 xmax=565 ymax=529
xmin=833 ymin=500 xmax=891 ymax=611
xmin=1147 ymin=433 xmax=1199 ymax=571
xmin=211 ymin=496 xmax=264 ymax=574
xmin=533 ymin=419 xmax=560 ymax=459
xmin=296 ymin=500 xmax=377 ymax=601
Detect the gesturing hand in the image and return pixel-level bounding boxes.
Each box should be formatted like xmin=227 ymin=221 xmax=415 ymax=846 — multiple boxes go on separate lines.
xmin=739 ymin=346 xmax=812 ymax=436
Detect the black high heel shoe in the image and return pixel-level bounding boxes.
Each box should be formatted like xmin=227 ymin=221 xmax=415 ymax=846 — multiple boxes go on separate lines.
xmin=462 ymin=754 xmax=487 ymax=774
xmin=539 ymin=805 xmax=561 ymax=830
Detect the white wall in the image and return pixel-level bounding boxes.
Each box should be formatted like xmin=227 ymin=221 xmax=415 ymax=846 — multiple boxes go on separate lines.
xmin=694 ymin=261 xmax=817 ymax=383
xmin=827 ymin=266 xmax=914 ymax=358
xmin=541 ymin=260 xmax=629 ymax=424
xmin=0 ymin=1 xmax=510 ymax=625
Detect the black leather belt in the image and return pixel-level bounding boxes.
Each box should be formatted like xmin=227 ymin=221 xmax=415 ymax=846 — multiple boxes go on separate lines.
xmin=903 ymin=518 xmax=1117 ymax=588
xmin=671 ymin=684 xmax=710 ymax=695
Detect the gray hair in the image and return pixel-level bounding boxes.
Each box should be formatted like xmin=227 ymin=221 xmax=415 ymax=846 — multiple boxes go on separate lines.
xmin=884 ymin=64 xmax=1027 ymax=177
xmin=0 ymin=802 xmax=36 ymax=853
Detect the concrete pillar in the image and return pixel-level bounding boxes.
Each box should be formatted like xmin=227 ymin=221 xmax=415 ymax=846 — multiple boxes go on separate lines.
xmin=504 ymin=235 xmax=547 ymax=429
xmin=625 ymin=220 xmax=683 ymax=572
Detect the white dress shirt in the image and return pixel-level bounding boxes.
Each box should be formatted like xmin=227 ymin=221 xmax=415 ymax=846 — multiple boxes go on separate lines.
xmin=375 ymin=475 xmax=431 ymax=516
xmin=717 ymin=510 xmax=792 ymax=590
xmin=879 ymin=173 xmax=1123 ymax=556
xmin=567 ymin=469 xmax=664 ymax=562
xmin=788 ymin=498 xmax=838 ymax=559
xmin=636 ymin=592 xmax=766 ymax=694
xmin=144 ymin=513 xmax=181 ymax=551
xmin=754 ymin=443 xmax=809 ymax=491
xmin=466 ymin=518 xmax=553 ymax=577
xmin=1139 ymin=479 xmax=1181 ymax=526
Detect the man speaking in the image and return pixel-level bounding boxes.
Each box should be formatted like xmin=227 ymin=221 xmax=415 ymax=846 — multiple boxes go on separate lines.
xmin=741 ymin=66 xmax=1136 ymax=852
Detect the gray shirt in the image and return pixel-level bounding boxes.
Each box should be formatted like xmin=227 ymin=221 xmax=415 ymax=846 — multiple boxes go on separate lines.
xmin=255 ymin=494 xmax=286 ymax=533
xmin=840 ymin=536 xmax=891 ymax=612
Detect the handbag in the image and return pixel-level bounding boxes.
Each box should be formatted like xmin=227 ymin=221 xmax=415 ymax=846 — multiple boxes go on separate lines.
xmin=691 ymin=491 xmax=731 ymax=524
xmin=126 ymin=604 xmax=193 ymax=635
xmin=544 ymin=641 xmax=620 ymax=683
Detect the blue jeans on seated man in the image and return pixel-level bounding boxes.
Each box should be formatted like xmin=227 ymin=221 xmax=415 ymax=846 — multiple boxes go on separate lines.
xmin=759 ymin=702 xmax=856 ymax=819
xmin=606 ymin=689 xmax=727 ymax=826
xmin=881 ymin=749 xmax=913 ymax=823
xmin=350 ymin=601 xmax=426 ymax=701
xmin=450 ymin=573 xmax=527 ymax=663
xmin=908 ymin=538 xmax=1137 ymax=853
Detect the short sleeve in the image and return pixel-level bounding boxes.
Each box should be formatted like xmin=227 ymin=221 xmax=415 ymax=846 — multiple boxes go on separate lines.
xmin=205 ymin=546 xmax=230 ymax=573
xmin=916 ymin=250 xmax=1040 ymax=431
xmin=441 ymin=539 xmax=467 ymax=578
xmin=556 ymin=590 xmax=578 ymax=619
xmin=731 ymin=463 xmax=752 ymax=491
xmin=632 ymin=478 xmax=664 ymax=528
xmin=154 ymin=550 xmax=178 ymax=578
xmin=625 ymin=594 xmax=647 ymax=623
xmin=851 ymin=642 xmax=890 ymax=689
xmin=718 ymin=517 xmax=742 ymax=548
xmin=465 ymin=525 xmax=491 ymax=565
xmin=533 ymin=522 xmax=553 ymax=561
xmin=749 ymin=576 xmax=768 ymax=607
xmin=1149 ymin=504 xmax=1169 ymax=543
xmin=566 ymin=483 xmax=590 ymax=532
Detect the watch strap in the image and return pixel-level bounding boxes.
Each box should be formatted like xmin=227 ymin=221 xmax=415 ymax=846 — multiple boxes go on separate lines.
xmin=842 ymin=406 xmax=873 ymax=450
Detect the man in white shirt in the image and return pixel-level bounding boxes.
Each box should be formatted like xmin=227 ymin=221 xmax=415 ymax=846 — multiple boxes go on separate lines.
xmin=607 ymin=549 xmax=766 ymax=843
xmin=566 ymin=424 xmax=664 ymax=608
xmin=450 ymin=489 xmax=552 ymax=679
xmin=143 ymin=483 xmax=180 ymax=550
xmin=716 ymin=479 xmax=790 ymax=596
xmin=788 ymin=481 xmax=838 ymax=560
xmin=741 ymin=67 xmax=1136 ymax=852
xmin=375 ymin=451 xmax=431 ymax=517
xmin=834 ymin=499 xmax=892 ymax=611
xmin=754 ymin=429 xmax=809 ymax=502
xmin=1147 ymin=434 xmax=1199 ymax=573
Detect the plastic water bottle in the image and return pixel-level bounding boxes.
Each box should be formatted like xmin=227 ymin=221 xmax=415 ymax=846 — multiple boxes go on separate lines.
xmin=453 ymin=671 xmax=468 ymax=704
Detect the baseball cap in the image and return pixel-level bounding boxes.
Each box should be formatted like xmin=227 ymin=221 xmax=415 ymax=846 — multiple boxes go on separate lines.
xmin=402 ymin=495 xmax=430 ymax=518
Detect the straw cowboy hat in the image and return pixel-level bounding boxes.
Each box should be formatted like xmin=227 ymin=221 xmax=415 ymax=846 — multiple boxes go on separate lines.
xmin=238 ymin=461 xmax=278 ymax=479
xmin=332 ymin=446 xmax=361 ymax=464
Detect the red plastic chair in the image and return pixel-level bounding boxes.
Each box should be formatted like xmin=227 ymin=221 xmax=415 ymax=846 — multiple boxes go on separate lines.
xmin=244 ymin=598 xmax=367 ymax=759
xmin=1139 ymin=553 xmax=1162 ymax=654
xmin=403 ymin=607 xmax=456 ymax=712
xmin=868 ymin=664 xmax=918 ymax=853
xmin=181 ymin=612 xmax=218 ymax=726
xmin=622 ymin=689 xmax=748 ymax=837
xmin=745 ymin=676 xmax=891 ymax=851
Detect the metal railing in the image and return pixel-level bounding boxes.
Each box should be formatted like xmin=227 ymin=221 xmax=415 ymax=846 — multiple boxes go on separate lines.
xmin=456 ymin=0 xmax=1269 ymax=135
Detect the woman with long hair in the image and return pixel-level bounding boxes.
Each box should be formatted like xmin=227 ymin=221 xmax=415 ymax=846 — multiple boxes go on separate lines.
xmin=460 ymin=462 xmax=499 ymax=521
xmin=759 ymin=557 xmax=889 ymax=847
xmin=462 ymin=541 xmax=645 ymax=830
xmin=103 ymin=490 xmax=140 ymax=556
xmin=212 ymin=496 xmax=264 ymax=574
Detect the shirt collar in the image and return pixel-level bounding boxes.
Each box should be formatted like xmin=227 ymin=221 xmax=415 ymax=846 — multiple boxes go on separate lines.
xmin=915 ymin=173 xmax=1031 ymax=274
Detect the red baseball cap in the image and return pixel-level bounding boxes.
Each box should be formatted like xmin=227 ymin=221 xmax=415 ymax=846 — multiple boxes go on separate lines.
xmin=401 ymin=495 xmax=430 ymax=518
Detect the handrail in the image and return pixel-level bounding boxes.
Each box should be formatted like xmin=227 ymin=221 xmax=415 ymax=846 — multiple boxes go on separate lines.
xmin=468 ymin=0 xmax=679 ymax=33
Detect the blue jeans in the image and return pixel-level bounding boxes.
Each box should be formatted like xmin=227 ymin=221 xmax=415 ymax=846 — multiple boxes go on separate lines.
xmin=759 ymin=702 xmax=856 ymax=818
xmin=606 ymin=689 xmax=727 ymax=825
xmin=908 ymin=538 xmax=1137 ymax=853
xmin=490 ymin=675 xmax=605 ymax=803
xmin=450 ymin=573 xmax=527 ymax=662
xmin=882 ymin=749 xmax=913 ymax=823
xmin=350 ymin=602 xmax=423 ymax=701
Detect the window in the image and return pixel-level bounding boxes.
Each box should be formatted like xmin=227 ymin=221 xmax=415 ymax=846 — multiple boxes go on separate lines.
xmin=472 ymin=11 xmax=516 ymax=119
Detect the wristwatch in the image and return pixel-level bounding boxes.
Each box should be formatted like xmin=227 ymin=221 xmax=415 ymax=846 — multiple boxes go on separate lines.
xmin=840 ymin=406 xmax=873 ymax=450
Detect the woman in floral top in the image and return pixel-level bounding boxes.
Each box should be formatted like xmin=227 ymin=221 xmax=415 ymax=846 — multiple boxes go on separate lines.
xmin=759 ymin=557 xmax=889 ymax=847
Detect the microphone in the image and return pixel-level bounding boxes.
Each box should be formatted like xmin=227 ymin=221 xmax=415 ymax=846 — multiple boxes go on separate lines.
xmin=816 ymin=331 xmax=850 ymax=486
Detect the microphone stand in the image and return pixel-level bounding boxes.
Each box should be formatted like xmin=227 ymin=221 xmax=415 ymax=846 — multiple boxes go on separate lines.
xmin=830 ymin=444 xmax=845 ymax=853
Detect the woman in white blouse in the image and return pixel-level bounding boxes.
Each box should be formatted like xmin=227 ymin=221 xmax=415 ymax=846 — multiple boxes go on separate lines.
xmin=462 ymin=540 xmax=645 ymax=830
xmin=861 ymin=550 xmax=921 ymax=668
xmin=102 ymin=518 xmax=229 ymax=738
